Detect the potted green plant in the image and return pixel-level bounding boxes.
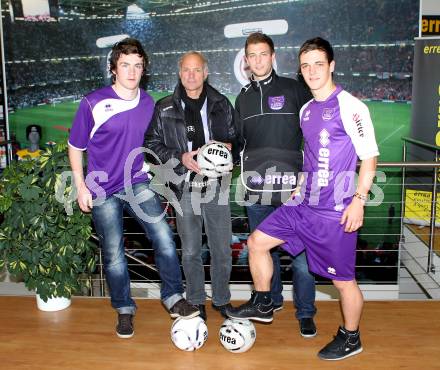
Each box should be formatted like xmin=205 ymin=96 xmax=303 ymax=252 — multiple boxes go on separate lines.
xmin=0 ymin=142 xmax=96 ymax=310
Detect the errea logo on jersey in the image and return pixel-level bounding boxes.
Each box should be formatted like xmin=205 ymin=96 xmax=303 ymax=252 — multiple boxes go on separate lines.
xmin=327 ymin=267 xmax=336 ymax=275
xmin=318 ymin=129 xmax=331 ymax=187
xmin=319 ymin=129 xmax=330 ymax=147
xmin=303 ymin=110 xmax=311 ymax=122
xmin=105 ymin=104 xmax=113 ymax=112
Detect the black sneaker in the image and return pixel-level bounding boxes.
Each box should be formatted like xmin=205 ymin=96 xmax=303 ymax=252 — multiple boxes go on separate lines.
xmin=318 ymin=326 xmax=363 ymax=360
xmin=225 ymin=291 xmax=273 ymax=323
xmin=116 ymin=314 xmax=134 ymax=339
xmin=212 ymin=303 xmax=232 ymax=318
xmin=299 ymin=317 xmax=317 ymax=338
xmin=273 ymin=303 xmax=283 ymax=312
xmin=197 ymin=304 xmax=207 ymax=321
xmin=169 ymin=299 xmax=200 ymax=319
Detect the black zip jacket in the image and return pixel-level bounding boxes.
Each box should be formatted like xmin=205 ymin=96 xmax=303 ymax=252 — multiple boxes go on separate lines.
xmin=145 ymin=83 xmax=236 ymax=196
xmin=236 ymin=70 xmax=312 ymax=153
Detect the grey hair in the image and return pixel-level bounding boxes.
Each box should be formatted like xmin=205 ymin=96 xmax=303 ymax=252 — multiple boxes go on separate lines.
xmin=178 ymin=51 xmax=208 ymax=71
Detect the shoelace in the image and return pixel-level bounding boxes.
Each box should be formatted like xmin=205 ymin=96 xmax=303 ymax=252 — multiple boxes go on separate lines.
xmin=119 ymin=315 xmax=132 ymax=327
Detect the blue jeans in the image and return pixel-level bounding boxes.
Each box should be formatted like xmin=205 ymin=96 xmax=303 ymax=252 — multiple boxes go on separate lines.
xmin=92 ymin=182 xmax=184 ymax=315
xmin=246 ymin=203 xmax=316 ymax=319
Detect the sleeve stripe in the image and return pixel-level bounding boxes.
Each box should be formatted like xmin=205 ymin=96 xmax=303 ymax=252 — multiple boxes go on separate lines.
xmin=68 ymin=141 xmax=87 ymax=151
xmin=358 ymin=151 xmax=380 ymax=160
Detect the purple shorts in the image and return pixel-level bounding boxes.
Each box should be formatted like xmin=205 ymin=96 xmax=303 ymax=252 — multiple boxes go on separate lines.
xmin=257 ymin=203 xmax=357 ymax=280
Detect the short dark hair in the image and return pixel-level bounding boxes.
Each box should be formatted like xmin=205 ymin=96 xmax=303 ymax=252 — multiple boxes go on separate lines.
xmin=26 ymin=124 xmax=42 ymax=139
xmin=109 ymin=38 xmax=148 ymax=83
xmin=298 ymin=37 xmax=334 ymax=63
xmin=245 ymin=32 xmax=275 ymax=55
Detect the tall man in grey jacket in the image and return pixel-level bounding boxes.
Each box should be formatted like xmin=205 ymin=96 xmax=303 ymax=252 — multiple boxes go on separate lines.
xmin=145 ymin=51 xmax=236 ymax=321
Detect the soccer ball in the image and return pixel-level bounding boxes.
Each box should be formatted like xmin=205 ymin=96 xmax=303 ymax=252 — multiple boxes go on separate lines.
xmin=219 ymin=318 xmax=256 ymax=353
xmin=197 ymin=142 xmax=233 ymax=178
xmin=171 ymin=316 xmax=208 ymax=351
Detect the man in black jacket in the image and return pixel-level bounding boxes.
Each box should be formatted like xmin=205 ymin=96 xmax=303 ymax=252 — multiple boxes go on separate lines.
xmin=234 ymin=32 xmax=317 ymax=337
xmin=145 ymin=51 xmax=236 ymax=321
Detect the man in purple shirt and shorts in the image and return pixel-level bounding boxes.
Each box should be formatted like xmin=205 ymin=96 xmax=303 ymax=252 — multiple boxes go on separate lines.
xmin=68 ymin=38 xmax=198 ymax=339
xmin=227 ymin=37 xmax=379 ymax=361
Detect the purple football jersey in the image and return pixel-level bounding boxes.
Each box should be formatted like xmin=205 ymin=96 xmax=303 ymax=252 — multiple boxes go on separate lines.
xmin=68 ymin=86 xmax=154 ymax=197
xmin=256 ymin=86 xmax=379 ymax=280
xmin=299 ymin=85 xmax=379 ymax=212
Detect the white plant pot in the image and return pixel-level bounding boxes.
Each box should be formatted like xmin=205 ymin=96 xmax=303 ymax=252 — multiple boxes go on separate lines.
xmin=36 ymin=294 xmax=71 ymax=312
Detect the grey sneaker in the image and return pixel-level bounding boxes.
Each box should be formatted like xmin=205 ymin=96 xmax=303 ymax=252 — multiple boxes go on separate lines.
xmin=169 ymin=299 xmax=200 ymax=319
xmin=116 ymin=314 xmax=134 ymax=339
xmin=273 ymin=303 xmax=283 ymax=312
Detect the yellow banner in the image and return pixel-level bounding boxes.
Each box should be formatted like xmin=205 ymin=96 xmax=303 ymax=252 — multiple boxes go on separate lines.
xmin=404 ymin=189 xmax=440 ymax=224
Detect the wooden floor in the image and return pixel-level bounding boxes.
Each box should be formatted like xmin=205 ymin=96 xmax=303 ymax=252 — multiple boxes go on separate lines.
xmin=1 ymin=297 xmax=440 ymax=370
xmin=407 ymin=224 xmax=440 ymax=255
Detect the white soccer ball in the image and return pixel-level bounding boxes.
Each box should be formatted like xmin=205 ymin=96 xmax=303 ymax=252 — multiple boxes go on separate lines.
xmin=171 ymin=316 xmax=208 ymax=351
xmin=197 ymin=142 xmax=233 ymax=178
xmin=219 ymin=318 xmax=256 ymax=353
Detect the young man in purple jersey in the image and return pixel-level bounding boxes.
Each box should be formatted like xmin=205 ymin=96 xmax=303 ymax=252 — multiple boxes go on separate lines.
xmin=68 ymin=38 xmax=199 ymax=339
xmin=226 ymin=37 xmax=379 ymax=361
